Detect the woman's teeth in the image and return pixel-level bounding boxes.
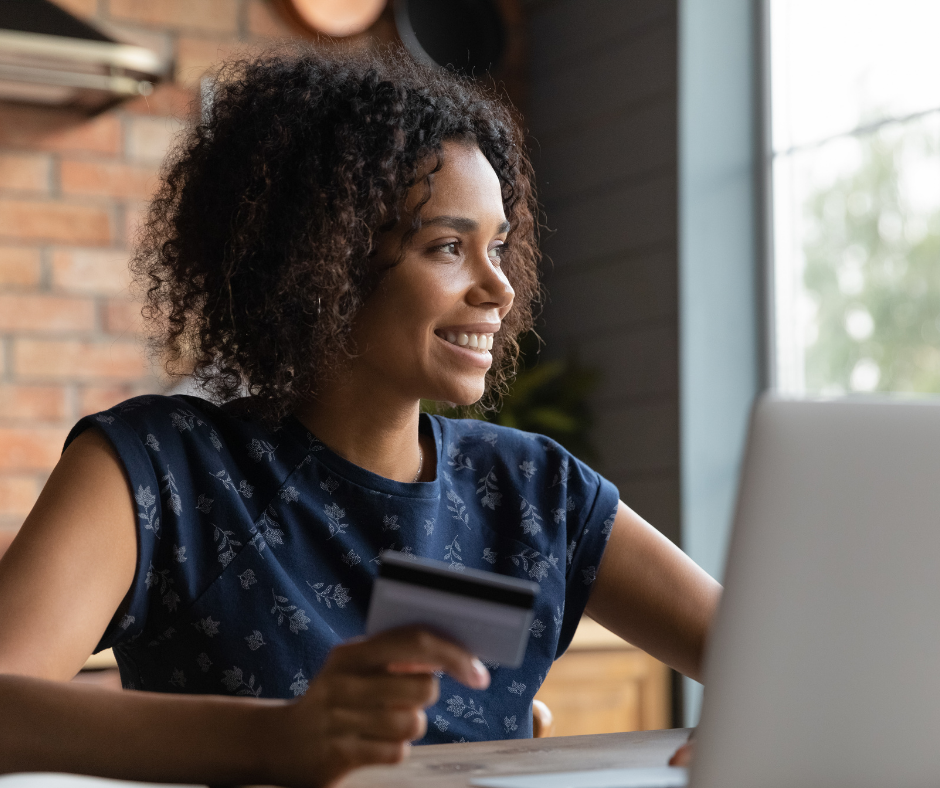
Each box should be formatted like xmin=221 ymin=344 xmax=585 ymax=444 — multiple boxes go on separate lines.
xmin=442 ymin=331 xmax=494 ymax=352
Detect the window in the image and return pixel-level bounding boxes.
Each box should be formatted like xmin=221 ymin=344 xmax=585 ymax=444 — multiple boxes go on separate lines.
xmin=771 ymin=0 xmax=940 ymax=395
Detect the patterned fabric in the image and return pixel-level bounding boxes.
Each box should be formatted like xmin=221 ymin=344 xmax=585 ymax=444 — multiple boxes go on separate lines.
xmin=64 ymin=394 xmax=620 ymax=744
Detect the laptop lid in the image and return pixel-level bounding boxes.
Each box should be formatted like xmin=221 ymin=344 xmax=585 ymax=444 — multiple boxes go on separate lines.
xmin=691 ymin=396 xmax=940 ymax=788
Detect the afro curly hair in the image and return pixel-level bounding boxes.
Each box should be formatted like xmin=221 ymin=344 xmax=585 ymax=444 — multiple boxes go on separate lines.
xmin=133 ymin=44 xmax=541 ymax=423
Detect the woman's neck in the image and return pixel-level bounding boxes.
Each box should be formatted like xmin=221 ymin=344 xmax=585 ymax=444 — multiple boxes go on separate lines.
xmin=292 ymin=382 xmax=430 ymax=484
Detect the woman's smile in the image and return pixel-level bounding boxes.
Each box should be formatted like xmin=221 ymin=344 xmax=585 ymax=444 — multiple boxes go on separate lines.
xmin=434 ymin=326 xmax=498 ymax=369
xmin=436 ymin=330 xmax=495 ymax=352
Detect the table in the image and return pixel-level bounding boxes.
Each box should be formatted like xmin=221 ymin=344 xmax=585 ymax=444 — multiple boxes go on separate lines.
xmin=341 ymin=728 xmax=691 ymax=788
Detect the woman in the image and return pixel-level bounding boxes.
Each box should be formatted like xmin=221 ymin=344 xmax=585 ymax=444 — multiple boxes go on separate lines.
xmin=0 ymin=46 xmax=719 ymax=786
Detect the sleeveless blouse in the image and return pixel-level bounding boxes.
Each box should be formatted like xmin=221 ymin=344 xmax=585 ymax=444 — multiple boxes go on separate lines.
xmin=65 ymin=394 xmax=620 ymax=744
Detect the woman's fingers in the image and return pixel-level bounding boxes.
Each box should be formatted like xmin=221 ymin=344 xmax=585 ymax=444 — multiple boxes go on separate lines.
xmin=386 ymin=661 xmax=442 ymax=674
xmin=285 ymin=625 xmax=481 ymax=787
xmin=325 ymin=672 xmax=439 ymax=709
xmin=328 ymin=626 xmax=489 ymax=689
xmin=668 ymin=741 xmax=694 ymax=767
xmin=327 ymin=706 xmax=428 ymax=742
xmin=326 ymin=735 xmax=410 ymax=773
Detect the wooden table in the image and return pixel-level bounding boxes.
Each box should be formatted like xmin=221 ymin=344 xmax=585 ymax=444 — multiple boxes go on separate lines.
xmin=342 ymin=728 xmax=690 ymax=788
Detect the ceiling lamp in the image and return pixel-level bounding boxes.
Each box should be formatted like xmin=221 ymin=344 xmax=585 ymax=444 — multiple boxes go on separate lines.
xmin=279 ymin=0 xmax=387 ymax=37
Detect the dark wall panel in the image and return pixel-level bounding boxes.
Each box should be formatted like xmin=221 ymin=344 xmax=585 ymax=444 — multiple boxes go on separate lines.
xmin=544 ymin=249 xmax=677 ymax=337
xmin=524 ymin=0 xmax=679 ymax=543
xmin=594 ymin=400 xmax=679 ymax=477
xmin=534 ymin=98 xmax=676 ymax=206
xmin=525 ymin=19 xmax=676 ymax=138
xmin=528 ymin=0 xmax=670 ymax=75
xmin=580 ymin=323 xmax=678 ymax=407
xmin=541 ymin=174 xmax=675 ymax=271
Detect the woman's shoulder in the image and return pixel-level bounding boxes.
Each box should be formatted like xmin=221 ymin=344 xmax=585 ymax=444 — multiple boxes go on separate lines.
xmin=431 ymin=415 xmax=561 ymax=453
xmin=429 ymin=415 xmax=590 ymax=491
xmin=83 ymin=394 xmax=289 ymax=445
xmin=66 ymin=393 xmax=310 ymax=480
xmin=430 ymin=415 xmax=615 ymax=506
xmin=103 ymin=393 xmax=249 ymax=430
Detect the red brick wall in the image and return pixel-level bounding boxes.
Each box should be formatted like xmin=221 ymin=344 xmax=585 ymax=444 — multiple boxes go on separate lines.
xmin=0 ymin=0 xmax=315 ymax=535
xmin=0 ymin=1 xmax=525 ymax=537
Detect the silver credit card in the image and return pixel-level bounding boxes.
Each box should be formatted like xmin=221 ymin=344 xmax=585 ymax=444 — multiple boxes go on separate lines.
xmin=365 ymin=550 xmax=540 ymax=667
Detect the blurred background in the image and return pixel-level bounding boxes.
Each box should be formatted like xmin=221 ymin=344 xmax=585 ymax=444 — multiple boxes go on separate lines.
xmin=0 ymin=0 xmax=936 ymax=733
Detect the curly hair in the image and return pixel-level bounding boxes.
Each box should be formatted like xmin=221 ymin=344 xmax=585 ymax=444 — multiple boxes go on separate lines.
xmin=133 ymin=44 xmax=541 ymax=423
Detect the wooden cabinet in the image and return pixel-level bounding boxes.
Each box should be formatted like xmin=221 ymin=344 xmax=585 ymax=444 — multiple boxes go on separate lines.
xmin=534 ymin=617 xmax=671 ymax=737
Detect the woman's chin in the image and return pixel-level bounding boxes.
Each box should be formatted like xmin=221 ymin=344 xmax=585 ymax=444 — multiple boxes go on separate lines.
xmin=425 ymin=385 xmax=485 ymax=409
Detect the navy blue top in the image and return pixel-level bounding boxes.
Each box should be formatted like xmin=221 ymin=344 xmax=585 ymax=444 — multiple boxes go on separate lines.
xmin=65 ymin=394 xmax=620 ymax=744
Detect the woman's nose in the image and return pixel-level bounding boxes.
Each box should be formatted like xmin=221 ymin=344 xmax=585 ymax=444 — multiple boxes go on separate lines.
xmin=469 ymin=252 xmax=515 ymax=311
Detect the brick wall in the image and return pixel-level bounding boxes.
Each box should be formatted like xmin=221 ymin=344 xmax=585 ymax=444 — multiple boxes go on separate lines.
xmin=0 ymin=0 xmax=316 ymax=536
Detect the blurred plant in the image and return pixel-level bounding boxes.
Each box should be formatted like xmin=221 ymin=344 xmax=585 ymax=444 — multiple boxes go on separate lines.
xmin=802 ymin=119 xmax=940 ymax=393
xmin=422 ymin=332 xmax=600 ymax=460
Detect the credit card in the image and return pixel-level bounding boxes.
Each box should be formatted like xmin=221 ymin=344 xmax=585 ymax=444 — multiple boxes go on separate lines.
xmin=365 ymin=550 xmax=540 ymax=667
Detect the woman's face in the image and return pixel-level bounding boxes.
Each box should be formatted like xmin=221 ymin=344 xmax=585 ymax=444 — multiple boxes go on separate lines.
xmin=349 ymin=140 xmax=515 ymax=406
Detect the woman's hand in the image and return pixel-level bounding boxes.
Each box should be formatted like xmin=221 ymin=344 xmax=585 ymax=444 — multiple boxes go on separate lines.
xmin=668 ymin=740 xmax=694 ymax=767
xmin=274 ymin=626 xmax=489 ymax=788
xmin=668 ymin=728 xmax=695 ymax=767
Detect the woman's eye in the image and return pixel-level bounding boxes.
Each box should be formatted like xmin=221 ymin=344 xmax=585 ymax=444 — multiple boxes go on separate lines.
xmin=488 ymin=245 xmax=505 ymax=264
xmin=433 ymin=241 xmax=459 ymax=255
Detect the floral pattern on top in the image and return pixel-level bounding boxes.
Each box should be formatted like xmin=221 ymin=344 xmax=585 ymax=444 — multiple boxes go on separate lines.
xmin=476 ymin=468 xmax=502 ymax=510
xmin=135 ymin=485 xmax=160 ymax=537
xmin=63 ymin=393 xmax=620 ymax=746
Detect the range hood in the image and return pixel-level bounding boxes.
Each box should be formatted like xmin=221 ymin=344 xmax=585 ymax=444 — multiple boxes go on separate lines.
xmin=0 ymin=0 xmax=168 ymax=113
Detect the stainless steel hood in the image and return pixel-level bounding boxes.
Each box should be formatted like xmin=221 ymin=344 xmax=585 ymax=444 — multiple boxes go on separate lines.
xmin=0 ymin=0 xmax=169 ymax=113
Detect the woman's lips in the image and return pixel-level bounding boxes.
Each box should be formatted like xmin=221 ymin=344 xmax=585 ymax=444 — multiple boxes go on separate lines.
xmin=435 ymin=332 xmax=493 ymax=368
xmin=436 ymin=330 xmax=494 ymax=352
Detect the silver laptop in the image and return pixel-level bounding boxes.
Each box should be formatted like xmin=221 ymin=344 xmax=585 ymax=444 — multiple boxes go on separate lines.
xmin=478 ymin=395 xmax=940 ymax=788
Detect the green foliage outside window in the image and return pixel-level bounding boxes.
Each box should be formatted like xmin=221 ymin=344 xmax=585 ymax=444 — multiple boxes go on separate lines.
xmin=802 ymin=123 xmax=940 ymax=393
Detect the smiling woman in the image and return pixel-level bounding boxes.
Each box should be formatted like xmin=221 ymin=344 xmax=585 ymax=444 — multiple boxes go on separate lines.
xmin=135 ymin=47 xmax=539 ymax=426
xmin=0 ymin=45 xmax=720 ymax=788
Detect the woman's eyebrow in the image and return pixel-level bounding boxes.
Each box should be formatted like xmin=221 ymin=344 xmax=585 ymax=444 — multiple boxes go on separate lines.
xmin=421 ymin=215 xmax=511 ymax=234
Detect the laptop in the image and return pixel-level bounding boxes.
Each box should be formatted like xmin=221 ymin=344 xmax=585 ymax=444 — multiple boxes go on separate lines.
xmin=476 ymin=395 xmax=940 ymax=788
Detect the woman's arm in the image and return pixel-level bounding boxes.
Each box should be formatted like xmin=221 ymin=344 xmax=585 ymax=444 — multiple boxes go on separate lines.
xmin=0 ymin=627 xmax=487 ymax=787
xmin=585 ymin=501 xmax=722 ymax=683
xmin=0 ymin=429 xmax=137 ymax=680
xmin=0 ymin=673 xmax=282 ymax=782
xmin=0 ymin=429 xmax=487 ymax=787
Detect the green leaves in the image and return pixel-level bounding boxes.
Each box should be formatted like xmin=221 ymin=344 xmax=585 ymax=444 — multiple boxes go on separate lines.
xmin=802 ymin=121 xmax=940 ymax=394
